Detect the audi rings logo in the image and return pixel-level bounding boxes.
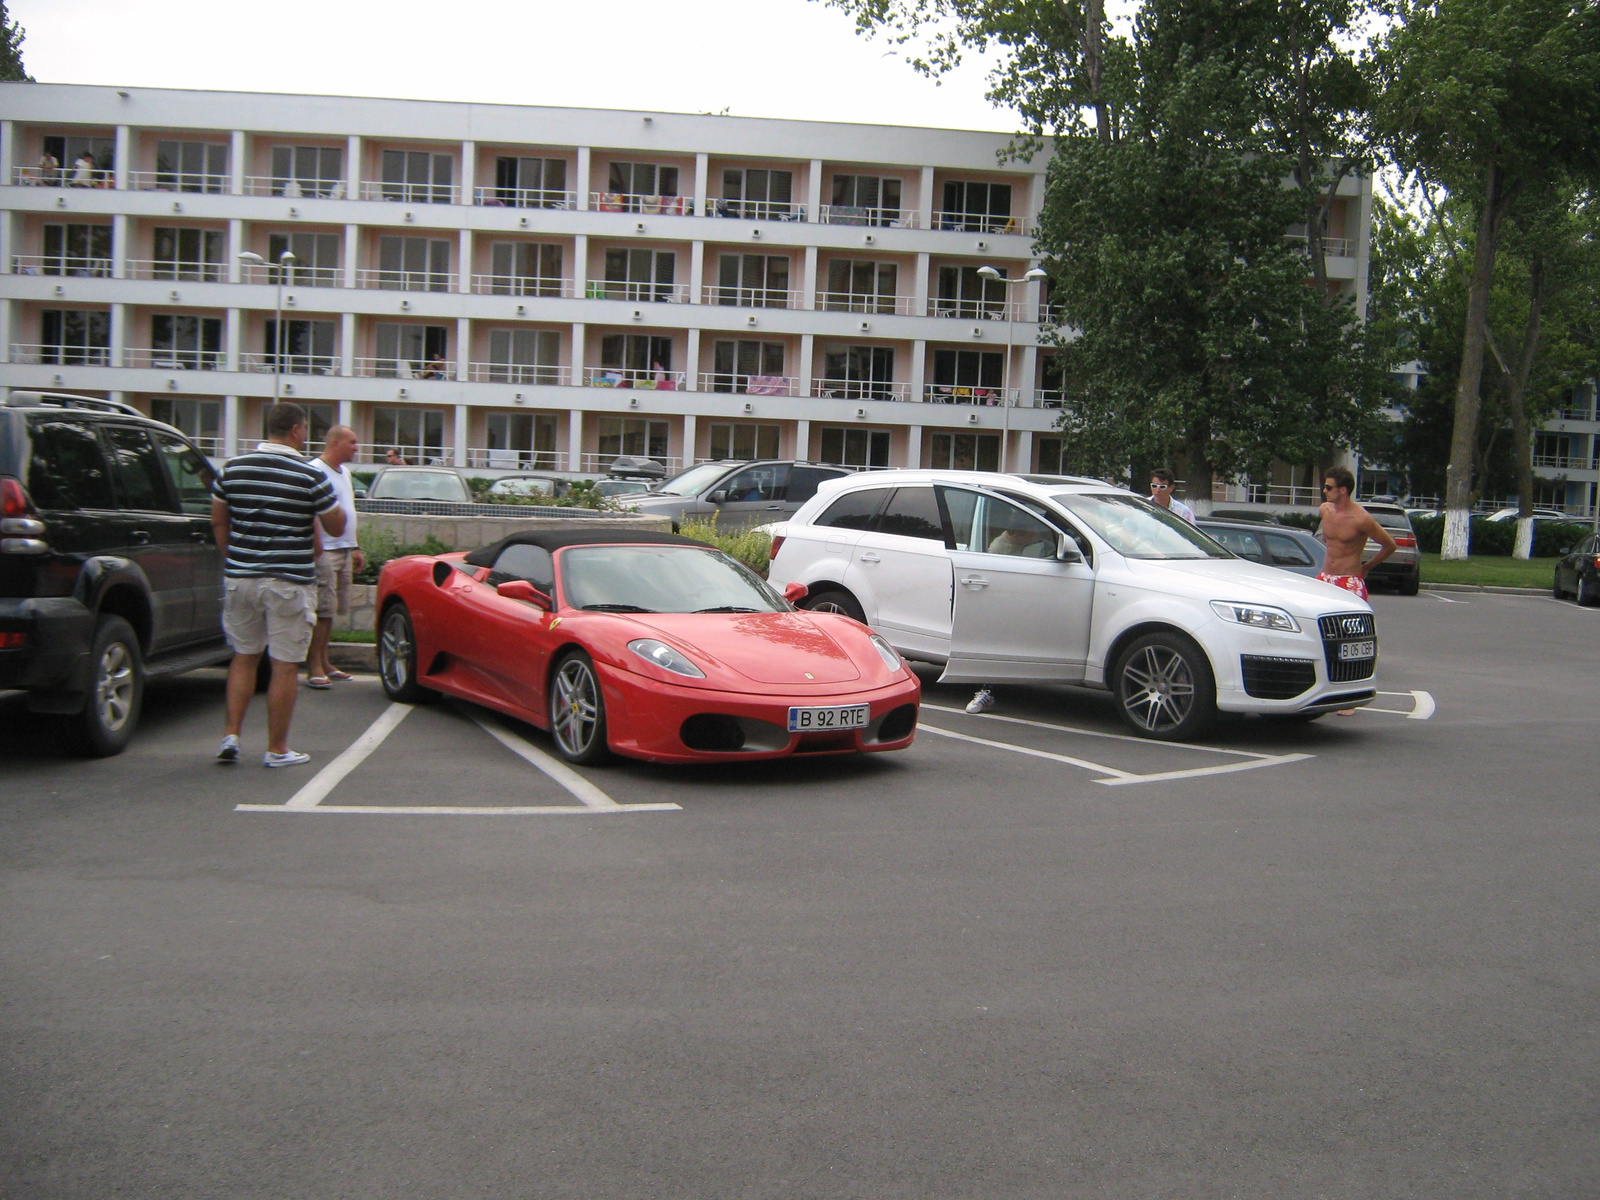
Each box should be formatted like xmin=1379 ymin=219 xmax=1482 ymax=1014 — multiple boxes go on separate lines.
xmin=1341 ymin=616 xmax=1367 ymax=636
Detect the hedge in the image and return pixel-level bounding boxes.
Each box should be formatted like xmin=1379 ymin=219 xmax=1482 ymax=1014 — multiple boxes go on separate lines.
xmin=1409 ymin=515 xmax=1590 ymax=557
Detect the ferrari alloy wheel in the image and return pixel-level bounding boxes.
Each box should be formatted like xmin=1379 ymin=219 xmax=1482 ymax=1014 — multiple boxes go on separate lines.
xmin=378 ymin=604 xmax=433 ymax=704
xmin=803 ymin=589 xmax=866 ymax=624
xmin=549 ymin=651 xmax=612 ymax=765
xmin=1111 ymin=631 xmax=1217 ymax=741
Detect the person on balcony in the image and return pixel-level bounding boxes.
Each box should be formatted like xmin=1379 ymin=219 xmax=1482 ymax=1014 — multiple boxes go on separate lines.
xmin=70 ymin=152 xmax=97 ymax=187
xmin=34 ymin=151 xmax=59 ymax=185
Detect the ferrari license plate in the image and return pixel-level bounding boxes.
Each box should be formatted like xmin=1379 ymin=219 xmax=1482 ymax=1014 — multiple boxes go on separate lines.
xmin=1339 ymin=639 xmax=1376 ymax=661
xmin=788 ymin=704 xmax=870 ymax=732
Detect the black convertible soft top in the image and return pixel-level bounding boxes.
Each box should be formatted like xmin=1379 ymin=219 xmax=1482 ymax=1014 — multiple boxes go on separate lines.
xmin=462 ymin=526 xmax=709 ymax=568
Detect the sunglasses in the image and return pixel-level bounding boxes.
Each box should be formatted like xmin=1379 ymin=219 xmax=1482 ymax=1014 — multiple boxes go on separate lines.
xmin=1151 ymin=482 xmax=1171 ymax=490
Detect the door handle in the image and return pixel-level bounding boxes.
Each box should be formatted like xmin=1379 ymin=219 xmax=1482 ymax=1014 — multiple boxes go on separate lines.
xmin=765 ymin=504 xmax=783 ymax=510
xmin=859 ymin=552 xmax=881 ymax=564
xmin=130 ymin=530 xmax=151 ymax=545
xmin=959 ymin=575 xmax=989 ymax=588
xmin=191 ymin=530 xmax=211 ymax=543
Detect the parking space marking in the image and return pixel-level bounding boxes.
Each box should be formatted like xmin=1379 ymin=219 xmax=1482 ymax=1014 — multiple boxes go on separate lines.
xmin=266 ymin=701 xmax=415 ymax=811
xmin=1360 ymin=689 xmax=1436 ymax=719
xmin=463 ymin=707 xmax=679 ymax=812
xmin=917 ymin=722 xmax=1135 ymax=778
xmin=923 ymin=703 xmax=1286 ymax=756
xmin=1090 ymin=753 xmax=1314 ymax=787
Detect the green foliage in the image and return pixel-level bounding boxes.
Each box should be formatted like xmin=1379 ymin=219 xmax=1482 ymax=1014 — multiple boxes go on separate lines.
xmin=1276 ymin=511 xmax=1322 ymax=531
xmin=466 ymin=477 xmax=620 ymax=510
xmin=0 ymin=2 xmax=31 ymax=83
xmin=354 ymin=528 xmax=451 ymax=583
xmin=1410 ymin=515 xmax=1589 ymax=557
xmin=678 ymin=515 xmax=774 ymax=577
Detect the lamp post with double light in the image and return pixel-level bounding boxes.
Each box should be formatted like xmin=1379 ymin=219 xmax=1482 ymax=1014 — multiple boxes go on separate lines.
xmin=238 ymin=248 xmax=297 ymax=405
xmin=976 ymin=265 xmax=1048 ymax=471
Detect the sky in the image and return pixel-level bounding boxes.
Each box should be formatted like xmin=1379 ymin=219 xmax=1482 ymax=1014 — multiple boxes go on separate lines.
xmin=11 ymin=0 xmax=1022 ymax=133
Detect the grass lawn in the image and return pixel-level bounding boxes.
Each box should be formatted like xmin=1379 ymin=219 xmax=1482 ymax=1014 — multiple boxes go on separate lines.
xmin=1421 ymin=552 xmax=1557 ymax=590
xmin=330 ymin=629 xmax=376 ymax=644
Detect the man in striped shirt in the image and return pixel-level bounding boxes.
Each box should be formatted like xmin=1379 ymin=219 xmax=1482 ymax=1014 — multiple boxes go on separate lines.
xmin=210 ymin=402 xmax=346 ymax=767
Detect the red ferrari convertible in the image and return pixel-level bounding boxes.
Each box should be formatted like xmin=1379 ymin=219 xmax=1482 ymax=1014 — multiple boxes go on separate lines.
xmin=374 ymin=529 xmax=920 ymax=765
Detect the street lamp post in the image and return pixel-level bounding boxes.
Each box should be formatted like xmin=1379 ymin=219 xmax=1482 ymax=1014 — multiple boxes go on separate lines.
xmin=977 ymin=265 xmax=1048 ymax=471
xmin=237 ymin=248 xmax=297 ymax=405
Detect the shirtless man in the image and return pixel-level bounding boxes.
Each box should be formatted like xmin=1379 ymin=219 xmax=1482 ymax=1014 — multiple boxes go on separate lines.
xmin=1316 ymin=466 xmax=1396 ymax=601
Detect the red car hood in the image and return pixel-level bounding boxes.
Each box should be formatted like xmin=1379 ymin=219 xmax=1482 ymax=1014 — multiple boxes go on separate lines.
xmin=623 ymin=611 xmax=863 ymax=684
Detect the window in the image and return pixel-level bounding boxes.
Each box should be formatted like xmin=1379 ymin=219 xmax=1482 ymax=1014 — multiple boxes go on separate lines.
xmin=25 ymin=419 xmax=115 ymax=509
xmin=708 ymin=423 xmax=781 ymax=460
xmin=597 ymin=417 xmax=669 ymax=462
xmin=489 ymin=543 xmax=555 ymax=590
xmin=152 ymin=314 xmax=223 ymax=369
xmin=599 ymin=334 xmax=673 ymax=386
xmin=156 ymin=140 xmax=229 ymax=193
xmin=274 ymin=403 xmax=336 ymax=446
xmin=714 ymin=254 xmax=790 ymax=307
xmin=939 ymin=180 xmax=1014 ymax=232
xmin=41 ymin=224 xmax=112 ymax=276
xmin=41 ymin=310 xmax=110 ymax=365
xmin=264 ymin=319 xmax=337 ymax=374
xmin=929 ymin=349 xmax=1004 ymax=402
xmin=153 ymin=227 xmax=225 ymax=282
xmin=1035 ymin=436 xmax=1068 ymax=474
xmin=486 ymin=329 xmax=561 ymax=384
xmin=493 ymin=157 xmax=568 ymax=208
xmin=959 ymin=493 xmax=1057 ymax=557
xmin=820 ymin=427 xmax=890 ymax=468
xmin=484 ymin=412 xmax=558 ymax=470
xmin=101 ymin=426 xmax=177 ymax=512
xmin=374 ymin=323 xmax=449 ymax=378
xmin=928 ymin=432 xmax=1000 ymax=471
xmin=41 ymin=136 xmax=115 ymax=185
xmin=151 ymin=398 xmax=222 ymax=451
xmin=787 ymin=467 xmax=845 ymax=505
xmin=608 ymin=162 xmax=679 ymax=198
xmin=372 ymin=408 xmax=446 ymax=462
xmin=151 ymin=431 xmax=216 ymax=514
xmin=380 ymin=149 xmax=454 ymax=204
xmin=721 ymin=168 xmax=793 ymax=219
xmin=270 ymin=145 xmax=344 ymax=198
xmin=936 ymin=265 xmax=1008 ymax=319
xmin=823 ymin=260 xmax=898 ymax=313
xmin=602 ymin=248 xmax=676 ymax=302
xmin=820 ymin=346 xmax=895 ymax=401
xmin=1207 ymin=527 xmax=1265 ymax=562
xmin=1264 ymin=532 xmax=1315 ymax=568
xmin=877 ymin=486 xmax=945 ymax=541
xmin=378 ymin=236 xmax=451 ymax=291
xmin=830 ymin=175 xmax=902 ymax=226
xmin=720 ymin=463 xmax=790 ymax=502
xmin=711 ymin=340 xmax=786 ymax=393
xmin=1037 ymin=354 xmax=1068 ymax=407
xmin=816 ymin=487 xmax=891 ymax=530
xmin=488 ymin=242 xmax=563 ymax=296
xmin=267 ymin=232 xmax=341 ymax=287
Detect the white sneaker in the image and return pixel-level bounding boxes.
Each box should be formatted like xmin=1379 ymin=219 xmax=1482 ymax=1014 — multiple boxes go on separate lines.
xmin=263 ymin=749 xmax=311 ymax=768
xmin=216 ymin=734 xmax=240 ymax=763
xmin=965 ymin=688 xmax=995 ymax=715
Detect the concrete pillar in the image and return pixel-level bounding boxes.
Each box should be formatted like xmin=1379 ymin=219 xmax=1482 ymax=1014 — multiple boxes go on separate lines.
xmin=115 ymin=126 xmax=131 ymax=190
xmin=340 ymin=312 xmax=355 ymax=376
xmin=794 ymin=418 xmax=811 ymax=462
xmin=567 ymin=409 xmax=584 ymax=472
xmin=1029 ymin=173 xmax=1047 ymax=232
xmin=458 ymin=228 xmax=473 ymax=293
xmin=1020 ymin=344 xmax=1039 ymax=407
xmin=455 ymin=316 xmax=470 ymax=382
xmin=799 ymin=333 xmax=814 ymax=397
xmin=337 ymin=400 xmax=353 ymax=432
xmin=229 ymin=130 xmax=246 ymax=195
xmin=110 ymin=303 xmax=127 ymax=367
xmin=807 ymin=159 xmax=823 ymax=223
xmin=919 ymin=165 xmax=935 ymax=230
xmin=694 ymin=152 xmax=708 ymax=218
xmin=909 ymin=339 xmax=927 ymax=404
xmin=112 ymin=214 xmax=129 ymax=279
xmin=460 ymin=141 xmax=475 ymax=205
xmin=0 ymin=120 xmax=14 ymax=184
xmin=571 ymin=323 xmax=586 ymax=387
xmin=685 ymin=328 xmax=701 ymax=391
xmin=343 ymin=224 xmax=359 ymax=289
xmin=576 ymin=147 xmax=591 ymax=210
xmin=1011 ymin=430 xmax=1033 ymax=473
xmin=574 ymin=234 xmax=588 ymax=297
xmin=226 ymin=218 xmax=243 ymax=283
xmin=225 ymin=308 xmax=242 ymax=372
xmin=803 ymin=246 xmax=818 ymax=310
xmin=453 ymin=403 xmax=469 ymax=468
xmin=223 ymin=395 xmax=240 ymax=457
xmin=681 ymin=412 xmax=697 ymax=468
xmin=914 ymin=252 xmax=930 ymax=317
xmin=689 ymin=240 xmax=704 ymax=305
xmin=346 ymin=136 xmax=362 ymax=201
xmin=905 ymin=423 xmax=922 ymax=468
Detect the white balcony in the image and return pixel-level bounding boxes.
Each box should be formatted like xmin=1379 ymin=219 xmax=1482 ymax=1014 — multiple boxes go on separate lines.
xmin=1533 ymin=454 xmax=1594 ymax=471
xmin=11 ymin=254 xmax=115 ymax=278
xmin=358 ymin=180 xmax=459 ymax=205
xmin=584 ymin=366 xmax=687 ymax=390
xmin=354 ymin=267 xmax=459 ymax=293
xmin=1285 ymin=233 xmax=1355 ymax=258
xmin=123 ymin=348 xmax=225 ymax=371
xmin=469 ymin=274 xmax=573 ymax=298
xmin=350 ymin=356 xmax=455 ymax=381
xmin=464 ymin=446 xmax=566 ymax=471
xmin=466 ymin=362 xmax=570 ymax=386
xmin=241 ymin=352 xmax=342 ymax=376
xmin=239 ymin=262 xmax=344 ymax=289
xmin=10 ymin=343 xmax=112 ymax=366
xmin=125 ymin=259 xmax=227 ymax=283
xmin=817 ymin=205 xmax=918 ymax=229
xmin=589 ymin=192 xmax=694 ymax=216
xmin=698 ymin=372 xmax=801 ymax=396
xmin=125 ymin=170 xmax=231 ymax=195
xmin=353 ymin=445 xmax=455 ymax=466
xmin=1034 ymin=387 xmax=1067 ymax=409
xmin=928 ymin=299 xmax=1016 ymax=321
xmin=931 ymin=212 xmax=1035 ymax=237
xmin=702 ymin=199 xmax=806 ymax=222
xmin=582 ymin=280 xmax=689 ymax=304
xmin=579 ymin=452 xmax=684 ymax=474
xmin=812 ymin=378 xmax=911 ymax=402
xmin=242 ymin=176 xmax=348 ymax=200
xmin=473 ymin=186 xmax=577 ymax=210
xmin=700 ymin=284 xmax=801 ymax=310
xmin=923 ymin=384 xmax=1020 ymax=406
xmin=815 ymin=291 xmax=914 ymax=316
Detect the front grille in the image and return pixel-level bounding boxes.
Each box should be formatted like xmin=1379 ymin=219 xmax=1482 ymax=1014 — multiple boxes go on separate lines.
xmin=1319 ymin=611 xmax=1377 ymax=681
xmin=1240 ymin=655 xmax=1317 ymax=699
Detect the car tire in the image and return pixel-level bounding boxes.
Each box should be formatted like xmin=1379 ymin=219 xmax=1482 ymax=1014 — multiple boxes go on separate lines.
xmin=1398 ymin=568 xmax=1420 ymax=597
xmin=802 ymin=588 xmax=867 ymax=624
xmin=1111 ymin=630 xmax=1217 ymax=741
xmin=60 ymin=615 xmax=144 ymax=757
xmin=1553 ymin=572 xmax=1566 ymax=600
xmin=377 ymin=603 xmax=434 ymax=704
xmin=549 ymin=650 xmax=612 ymax=765
xmin=1580 ymin=575 xmax=1598 ymax=608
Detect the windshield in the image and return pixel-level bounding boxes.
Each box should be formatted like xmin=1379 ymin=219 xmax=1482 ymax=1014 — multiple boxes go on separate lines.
xmin=370 ymin=472 xmax=469 ymax=502
xmin=558 ymin=545 xmax=788 ymax=613
xmin=655 ymin=463 xmax=737 ymax=497
xmin=1052 ymin=492 xmax=1231 ymax=559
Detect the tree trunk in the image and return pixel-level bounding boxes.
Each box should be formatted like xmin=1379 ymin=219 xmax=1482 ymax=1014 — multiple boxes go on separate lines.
xmin=1081 ymin=0 xmax=1110 ymax=141
xmin=1185 ymin=423 xmax=1214 ymax=515
xmin=1506 ymin=253 xmax=1544 ymax=559
xmin=1442 ymin=161 xmax=1503 ymax=561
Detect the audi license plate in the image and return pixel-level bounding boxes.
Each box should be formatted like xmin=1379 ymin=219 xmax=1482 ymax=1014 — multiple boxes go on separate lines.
xmin=788 ymin=704 xmax=870 ymax=732
xmin=1338 ymin=639 xmax=1376 ymax=661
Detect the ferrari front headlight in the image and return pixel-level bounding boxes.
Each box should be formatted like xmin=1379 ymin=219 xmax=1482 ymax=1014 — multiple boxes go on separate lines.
xmin=627 ymin=638 xmax=706 ymax=678
xmin=868 ymin=633 xmax=902 ymax=671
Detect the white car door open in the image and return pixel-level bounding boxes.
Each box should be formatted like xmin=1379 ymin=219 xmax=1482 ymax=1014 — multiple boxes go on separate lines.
xmin=843 ymin=485 xmax=955 ymax=660
xmin=938 ymin=489 xmax=1096 ymax=685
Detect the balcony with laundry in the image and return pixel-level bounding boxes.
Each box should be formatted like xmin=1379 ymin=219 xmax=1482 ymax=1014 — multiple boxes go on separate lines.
xmin=818 ymin=169 xmax=917 ymax=228
xmin=698 ymin=335 xmax=801 ymax=397
xmin=584 ymin=329 xmax=686 ymax=390
xmin=589 ymin=156 xmax=696 ymax=216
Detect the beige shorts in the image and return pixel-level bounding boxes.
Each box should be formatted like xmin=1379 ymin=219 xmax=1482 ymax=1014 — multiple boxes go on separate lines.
xmin=315 ymin=547 xmax=355 ymax=618
xmin=223 ymin=576 xmax=317 ymax=663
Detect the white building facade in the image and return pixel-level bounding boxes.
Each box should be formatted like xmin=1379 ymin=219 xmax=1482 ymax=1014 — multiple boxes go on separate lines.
xmin=0 ymin=83 xmax=1373 ymax=483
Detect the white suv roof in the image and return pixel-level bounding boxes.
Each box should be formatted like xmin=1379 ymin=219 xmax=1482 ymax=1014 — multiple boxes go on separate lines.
xmin=809 ymin=468 xmax=1117 ymax=503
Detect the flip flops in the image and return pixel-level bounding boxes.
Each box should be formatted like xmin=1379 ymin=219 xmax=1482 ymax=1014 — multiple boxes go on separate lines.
xmin=306 ymin=675 xmax=333 ymax=690
xmin=326 ymin=669 xmax=354 ymax=681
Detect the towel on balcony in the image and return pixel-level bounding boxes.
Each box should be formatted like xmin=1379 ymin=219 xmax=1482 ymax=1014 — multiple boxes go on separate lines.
xmin=745 ymin=376 xmax=786 ymax=395
xmin=595 ymin=371 xmax=624 ymax=388
xmin=599 ymin=193 xmax=625 ymax=212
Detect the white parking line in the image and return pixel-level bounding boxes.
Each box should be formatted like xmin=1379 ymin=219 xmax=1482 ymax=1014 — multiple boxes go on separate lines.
xmin=464 ymin=707 xmax=680 ymax=811
xmin=922 ymin=704 xmax=1286 ymax=757
xmin=1361 ymin=690 xmax=1436 ymax=719
xmin=282 ymin=701 xmax=414 ymax=811
xmin=917 ymin=722 xmax=1134 ymax=778
xmin=1092 ymin=753 xmax=1314 ymax=787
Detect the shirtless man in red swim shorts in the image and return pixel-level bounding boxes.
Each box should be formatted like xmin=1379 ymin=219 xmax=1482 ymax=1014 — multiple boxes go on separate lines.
xmin=1316 ymin=466 xmax=1396 ymax=601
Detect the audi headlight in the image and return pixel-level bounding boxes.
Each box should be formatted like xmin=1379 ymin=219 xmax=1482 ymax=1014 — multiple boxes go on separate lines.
xmin=1209 ymin=601 xmax=1300 ymax=633
xmin=868 ymin=633 xmax=902 ymax=671
xmin=627 ymin=638 xmax=706 ymax=678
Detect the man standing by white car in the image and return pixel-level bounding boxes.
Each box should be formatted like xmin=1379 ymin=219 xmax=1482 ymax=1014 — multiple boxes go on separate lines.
xmin=305 ymin=425 xmax=365 ymax=689
xmin=1149 ymin=469 xmax=1196 ymax=523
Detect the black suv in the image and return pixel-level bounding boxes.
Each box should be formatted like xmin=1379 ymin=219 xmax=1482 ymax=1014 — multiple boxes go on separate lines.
xmin=1 ymin=392 xmax=229 ymax=755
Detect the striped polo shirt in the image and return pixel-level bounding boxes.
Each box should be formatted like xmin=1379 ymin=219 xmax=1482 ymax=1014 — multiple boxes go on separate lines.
xmin=213 ymin=442 xmax=338 ymax=583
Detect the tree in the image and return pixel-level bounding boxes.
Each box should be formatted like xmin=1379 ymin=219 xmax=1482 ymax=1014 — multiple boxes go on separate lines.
xmin=1375 ymin=0 xmax=1600 ymax=558
xmin=0 ymin=2 xmax=31 ymax=83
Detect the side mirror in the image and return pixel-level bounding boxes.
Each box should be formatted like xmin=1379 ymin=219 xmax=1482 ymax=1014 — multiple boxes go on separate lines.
xmin=783 ymin=581 xmax=809 ymax=604
xmin=496 ymin=580 xmax=552 ymax=610
xmin=1055 ymin=534 xmax=1084 ymax=564
xmin=707 ymin=489 xmax=728 ymax=504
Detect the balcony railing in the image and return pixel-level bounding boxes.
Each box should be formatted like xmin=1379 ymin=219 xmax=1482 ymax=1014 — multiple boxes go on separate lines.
xmin=10 ymin=343 xmax=112 ymax=366
xmin=469 ymin=274 xmax=572 ymax=298
xmin=1034 ymin=387 xmax=1068 ymax=409
xmin=816 ymin=291 xmax=914 ymax=316
xmin=1532 ymin=454 xmax=1593 ymax=470
xmin=1038 ymin=302 xmax=1064 ymax=326
xmin=701 ymin=284 xmax=800 ymax=309
xmin=358 ymin=180 xmax=458 ymax=205
xmin=465 ymin=447 xmax=566 ymax=470
xmin=1236 ymin=482 xmax=1327 ymax=507
xmin=350 ymin=356 xmax=456 ymax=381
xmin=11 ymin=254 xmax=115 ymax=278
xmin=585 ymin=367 xmax=686 ymax=390
xmin=239 ymin=262 xmax=344 ymax=288
xmin=241 ymin=352 xmax=342 ymax=376
xmin=242 ymin=175 xmax=348 ymax=200
xmin=580 ymin=453 xmax=684 ymax=475
xmin=699 ymin=372 xmax=801 ymax=396
xmin=354 ymin=445 xmax=454 ymax=467
xmin=590 ymin=192 xmax=694 ymax=216
xmin=812 ymin=378 xmax=911 ymax=403
xmin=582 ymin=280 xmax=689 ymax=304
xmin=466 ymin=362 xmax=570 ymax=386
xmin=125 ymin=169 xmax=231 ymax=194
xmin=817 ymin=205 xmax=918 ymax=229
xmin=924 ymin=384 xmax=1018 ymax=405
xmin=928 ymin=299 xmax=1014 ymax=321
xmin=473 ymin=186 xmax=577 ymax=210
xmin=187 ymin=435 xmax=226 ymax=457
xmin=355 ymin=267 xmax=459 ymax=293
xmin=126 ymin=258 xmax=227 ymax=283
xmin=703 ymin=199 xmax=806 ymax=222
xmin=123 ymin=348 xmax=225 ymax=371
xmin=1284 ymin=233 xmax=1355 ymax=258
xmin=1556 ymin=407 xmax=1598 ymax=422
xmin=931 ymin=212 xmax=1034 ymax=237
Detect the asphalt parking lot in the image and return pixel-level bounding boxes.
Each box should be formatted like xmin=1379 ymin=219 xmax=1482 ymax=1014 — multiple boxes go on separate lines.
xmin=3 ymin=589 xmax=1597 ymax=1198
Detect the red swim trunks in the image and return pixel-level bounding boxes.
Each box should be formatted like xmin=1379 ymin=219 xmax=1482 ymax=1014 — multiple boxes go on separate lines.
xmin=1316 ymin=571 xmax=1369 ymax=601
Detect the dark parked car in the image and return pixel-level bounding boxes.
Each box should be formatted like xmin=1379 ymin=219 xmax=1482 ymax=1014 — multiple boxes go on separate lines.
xmin=1196 ymin=519 xmax=1324 ymax=578
xmin=1553 ymin=532 xmax=1600 ymax=606
xmin=1 ymin=391 xmax=230 ymax=754
xmin=622 ymin=460 xmax=853 ymax=531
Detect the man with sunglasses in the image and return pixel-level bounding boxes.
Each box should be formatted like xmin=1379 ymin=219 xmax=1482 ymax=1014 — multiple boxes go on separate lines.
xmin=1315 ymin=466 xmax=1396 ymax=600
xmin=1147 ymin=469 xmax=1196 ymax=523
